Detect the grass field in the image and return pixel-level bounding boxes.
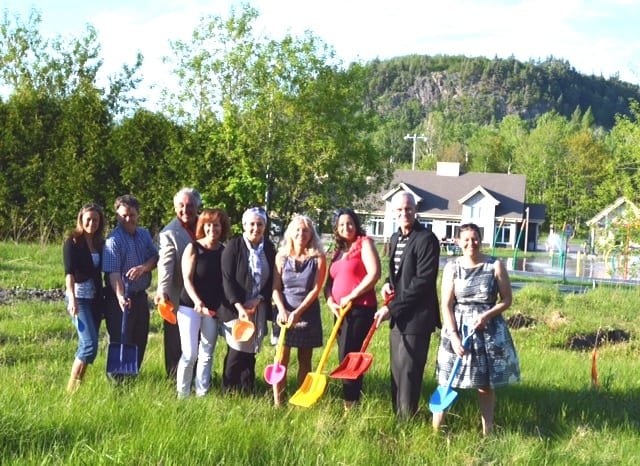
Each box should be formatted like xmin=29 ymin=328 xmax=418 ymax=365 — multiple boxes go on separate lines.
xmin=1 ymin=241 xmax=639 ymax=465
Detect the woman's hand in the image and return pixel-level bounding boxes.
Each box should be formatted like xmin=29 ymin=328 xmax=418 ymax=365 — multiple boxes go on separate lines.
xmin=338 ymin=295 xmax=353 ymax=308
xmin=473 ymin=312 xmax=489 ymax=330
xmin=243 ymin=298 xmax=260 ymax=315
xmin=276 ymin=310 xmax=289 ymax=325
xmin=287 ymin=310 xmax=301 ymax=327
xmin=327 ymin=299 xmax=341 ymax=319
xmin=238 ymin=308 xmax=249 ymax=321
xmin=67 ymin=296 xmax=78 ymax=317
xmin=195 ymin=301 xmax=211 ymax=316
xmin=449 ymin=331 xmax=464 ymax=357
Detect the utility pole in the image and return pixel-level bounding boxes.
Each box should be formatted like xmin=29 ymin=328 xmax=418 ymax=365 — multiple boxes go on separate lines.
xmin=404 ymin=134 xmax=428 ymax=170
xmin=524 ymin=207 xmax=530 ymax=254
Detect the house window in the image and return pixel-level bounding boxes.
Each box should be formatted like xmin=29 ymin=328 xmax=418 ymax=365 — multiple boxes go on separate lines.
xmin=445 ymin=222 xmax=458 ymax=240
xmin=469 ymin=205 xmax=482 ymax=219
xmin=418 ymin=219 xmax=432 ymax=232
xmin=503 ymin=226 xmax=511 ymax=243
xmin=494 ymin=225 xmax=511 ymax=244
xmin=367 ymin=217 xmax=385 ymax=237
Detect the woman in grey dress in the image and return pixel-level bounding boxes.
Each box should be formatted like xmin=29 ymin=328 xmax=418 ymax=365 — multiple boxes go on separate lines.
xmin=271 ymin=215 xmax=326 ymax=406
xmin=433 ymin=223 xmax=520 ymax=436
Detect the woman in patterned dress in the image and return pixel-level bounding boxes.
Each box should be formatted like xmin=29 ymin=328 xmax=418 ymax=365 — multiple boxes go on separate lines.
xmin=432 ymin=223 xmax=520 ymax=436
xmin=271 ymin=215 xmax=327 ymax=406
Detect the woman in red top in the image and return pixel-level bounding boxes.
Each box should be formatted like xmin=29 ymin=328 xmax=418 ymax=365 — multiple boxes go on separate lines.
xmin=325 ymin=208 xmax=381 ymax=408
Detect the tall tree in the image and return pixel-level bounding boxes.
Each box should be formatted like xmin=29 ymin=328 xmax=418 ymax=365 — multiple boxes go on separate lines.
xmin=164 ymin=5 xmax=385 ymax=228
xmin=0 ymin=8 xmax=142 ymax=240
xmin=513 ymin=112 xmax=572 ymax=226
xmin=608 ymin=100 xmax=640 ymax=202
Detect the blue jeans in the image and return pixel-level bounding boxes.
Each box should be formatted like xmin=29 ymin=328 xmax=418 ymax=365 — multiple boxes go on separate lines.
xmin=67 ymin=297 xmax=101 ymax=364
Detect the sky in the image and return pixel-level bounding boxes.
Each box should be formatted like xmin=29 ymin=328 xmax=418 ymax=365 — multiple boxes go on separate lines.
xmin=2 ymin=0 xmax=639 ymax=108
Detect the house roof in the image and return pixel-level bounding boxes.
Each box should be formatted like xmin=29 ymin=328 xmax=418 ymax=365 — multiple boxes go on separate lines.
xmin=458 ymin=185 xmax=499 ymax=205
xmin=586 ymin=196 xmax=640 ymax=226
xmin=376 ymin=169 xmax=527 ymax=221
xmin=525 ymin=203 xmax=546 ymax=223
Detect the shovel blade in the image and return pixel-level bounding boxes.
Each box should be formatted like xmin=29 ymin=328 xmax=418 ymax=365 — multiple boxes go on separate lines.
xmin=157 ymin=300 xmax=176 ymax=324
xmin=106 ymin=342 xmax=139 ymax=376
xmin=329 ymin=353 xmax=374 ymax=380
xmin=232 ymin=320 xmax=255 ymax=342
xmin=428 ymin=386 xmax=459 ymax=413
xmin=264 ymin=362 xmax=286 ymax=385
xmin=289 ymin=373 xmax=327 ymax=408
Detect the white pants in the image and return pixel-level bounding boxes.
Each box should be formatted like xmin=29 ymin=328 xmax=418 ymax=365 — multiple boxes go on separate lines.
xmin=176 ymin=305 xmax=218 ymax=397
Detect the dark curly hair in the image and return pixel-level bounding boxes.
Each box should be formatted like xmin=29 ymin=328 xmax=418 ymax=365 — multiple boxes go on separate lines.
xmin=332 ymin=208 xmax=366 ymax=252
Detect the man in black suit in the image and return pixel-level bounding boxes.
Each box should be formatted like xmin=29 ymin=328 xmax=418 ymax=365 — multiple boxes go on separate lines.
xmin=375 ymin=191 xmax=441 ymax=420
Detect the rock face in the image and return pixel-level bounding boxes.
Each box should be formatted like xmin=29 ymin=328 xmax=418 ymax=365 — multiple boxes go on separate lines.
xmin=0 ymin=287 xmax=65 ymax=304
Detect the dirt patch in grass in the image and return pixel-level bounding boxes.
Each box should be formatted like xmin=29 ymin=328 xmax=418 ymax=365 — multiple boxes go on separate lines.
xmin=567 ymin=329 xmax=630 ymax=350
xmin=0 ymin=287 xmax=64 ymax=304
xmin=506 ymin=312 xmax=536 ymax=329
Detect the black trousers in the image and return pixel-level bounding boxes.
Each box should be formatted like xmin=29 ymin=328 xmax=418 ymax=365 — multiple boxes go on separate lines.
xmin=336 ymin=305 xmax=375 ymax=402
xmin=163 ymin=320 xmax=181 ymax=379
xmin=389 ymin=327 xmax=431 ymax=419
xmin=222 ymin=347 xmax=256 ymax=394
xmin=104 ymin=291 xmax=150 ymax=370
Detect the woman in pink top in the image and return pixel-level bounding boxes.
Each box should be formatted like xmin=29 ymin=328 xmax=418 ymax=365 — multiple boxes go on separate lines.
xmin=325 ymin=208 xmax=381 ymax=408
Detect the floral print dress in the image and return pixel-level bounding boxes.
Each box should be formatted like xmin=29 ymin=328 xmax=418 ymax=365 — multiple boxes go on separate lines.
xmin=435 ymin=257 xmax=521 ymax=389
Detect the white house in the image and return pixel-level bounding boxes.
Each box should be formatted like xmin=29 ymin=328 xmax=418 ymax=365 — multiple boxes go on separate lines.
xmin=361 ymin=162 xmax=544 ymax=250
xmin=586 ymin=196 xmax=640 ymax=253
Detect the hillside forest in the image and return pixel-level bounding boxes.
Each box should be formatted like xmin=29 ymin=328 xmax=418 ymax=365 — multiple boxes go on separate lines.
xmin=1 ymin=5 xmax=640 ymax=242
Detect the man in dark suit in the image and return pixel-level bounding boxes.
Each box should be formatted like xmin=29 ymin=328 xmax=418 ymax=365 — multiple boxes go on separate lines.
xmin=375 ymin=191 xmax=441 ymax=419
xmin=154 ymin=188 xmax=201 ymax=379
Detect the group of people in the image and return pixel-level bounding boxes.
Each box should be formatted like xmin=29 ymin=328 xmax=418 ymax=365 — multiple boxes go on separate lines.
xmin=63 ymin=189 xmax=520 ymax=435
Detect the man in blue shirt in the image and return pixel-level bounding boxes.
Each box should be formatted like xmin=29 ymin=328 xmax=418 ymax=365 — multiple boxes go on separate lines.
xmin=103 ymin=194 xmax=159 ymax=376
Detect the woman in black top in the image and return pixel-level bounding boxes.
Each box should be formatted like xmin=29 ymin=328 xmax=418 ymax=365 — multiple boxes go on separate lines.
xmin=177 ymin=208 xmax=230 ymax=398
xmin=219 ymin=207 xmax=276 ymax=394
xmin=63 ymin=203 xmax=105 ymax=393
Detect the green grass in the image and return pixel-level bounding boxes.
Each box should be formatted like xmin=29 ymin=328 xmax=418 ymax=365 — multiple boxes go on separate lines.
xmin=1 ymin=242 xmax=640 ymax=465
xmin=0 ymin=241 xmax=64 ymax=289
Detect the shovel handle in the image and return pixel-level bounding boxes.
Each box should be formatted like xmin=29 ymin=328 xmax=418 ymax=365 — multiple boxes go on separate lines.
xmin=362 ymin=293 xmax=394 ymax=351
xmin=274 ymin=322 xmax=290 ymax=363
xmin=359 ymin=321 xmax=378 ymax=353
xmin=120 ymin=279 xmax=131 ymax=342
xmin=443 ymin=325 xmax=475 ymax=389
xmin=383 ymin=291 xmax=395 ymax=305
xmin=314 ymin=302 xmax=352 ymax=375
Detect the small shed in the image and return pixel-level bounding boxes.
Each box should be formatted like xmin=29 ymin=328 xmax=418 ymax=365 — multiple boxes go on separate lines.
xmin=586 ymin=196 xmax=640 ymax=253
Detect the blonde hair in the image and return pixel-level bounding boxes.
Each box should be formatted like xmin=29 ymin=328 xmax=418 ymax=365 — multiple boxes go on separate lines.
xmin=278 ymin=215 xmax=325 ymax=258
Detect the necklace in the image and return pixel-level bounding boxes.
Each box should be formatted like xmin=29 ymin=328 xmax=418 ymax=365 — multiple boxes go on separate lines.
xmin=290 ymin=255 xmax=308 ymax=273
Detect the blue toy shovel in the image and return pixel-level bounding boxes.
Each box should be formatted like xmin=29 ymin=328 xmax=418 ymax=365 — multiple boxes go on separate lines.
xmin=429 ymin=326 xmax=475 ymax=413
xmin=106 ymin=282 xmax=139 ymax=376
